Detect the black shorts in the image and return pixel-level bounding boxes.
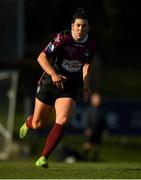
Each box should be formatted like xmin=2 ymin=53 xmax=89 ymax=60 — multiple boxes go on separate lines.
xmin=36 ymin=73 xmax=83 ymax=105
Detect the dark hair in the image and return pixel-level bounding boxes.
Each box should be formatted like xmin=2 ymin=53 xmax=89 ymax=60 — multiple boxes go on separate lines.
xmin=71 ymin=8 xmax=88 ymax=24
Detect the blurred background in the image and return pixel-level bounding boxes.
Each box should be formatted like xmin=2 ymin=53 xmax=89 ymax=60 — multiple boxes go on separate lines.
xmin=0 ymin=0 xmax=141 ymax=162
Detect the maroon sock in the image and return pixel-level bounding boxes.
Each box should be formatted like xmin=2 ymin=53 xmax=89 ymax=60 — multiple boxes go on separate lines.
xmin=25 ymin=115 xmax=33 ymax=129
xmin=42 ymin=123 xmax=65 ymax=158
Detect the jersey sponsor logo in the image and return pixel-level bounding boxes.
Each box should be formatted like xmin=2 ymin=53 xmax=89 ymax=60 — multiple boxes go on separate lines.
xmin=45 ymin=43 xmax=55 ymax=53
xmin=61 ymin=59 xmax=83 ymax=72
xmin=36 ymin=85 xmax=41 ymax=93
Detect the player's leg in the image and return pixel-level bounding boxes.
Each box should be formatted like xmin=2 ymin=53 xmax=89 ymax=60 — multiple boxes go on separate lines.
xmin=35 ymin=97 xmax=76 ymax=167
xmin=32 ymin=98 xmax=53 ymax=129
xmin=19 ymin=98 xmax=52 ymax=139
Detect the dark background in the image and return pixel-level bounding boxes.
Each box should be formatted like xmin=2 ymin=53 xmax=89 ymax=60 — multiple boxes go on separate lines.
xmin=24 ymin=0 xmax=140 ymax=67
xmin=0 ymin=0 xmax=140 ymax=67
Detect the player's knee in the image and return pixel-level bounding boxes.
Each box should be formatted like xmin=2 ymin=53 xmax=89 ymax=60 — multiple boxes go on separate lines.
xmin=56 ymin=116 xmax=68 ymax=125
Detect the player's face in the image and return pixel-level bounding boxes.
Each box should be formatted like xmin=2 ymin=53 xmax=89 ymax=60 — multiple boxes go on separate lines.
xmin=71 ymin=18 xmax=89 ymax=41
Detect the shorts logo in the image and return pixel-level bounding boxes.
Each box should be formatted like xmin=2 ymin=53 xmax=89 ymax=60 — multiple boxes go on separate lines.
xmin=61 ymin=59 xmax=83 ymax=72
xmin=37 ymin=86 xmax=41 ymax=93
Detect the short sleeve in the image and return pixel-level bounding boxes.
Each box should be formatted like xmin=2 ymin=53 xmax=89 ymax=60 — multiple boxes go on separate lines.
xmin=43 ymin=33 xmax=65 ymax=58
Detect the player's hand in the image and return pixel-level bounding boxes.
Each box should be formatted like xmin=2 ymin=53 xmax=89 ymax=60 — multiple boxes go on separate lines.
xmin=51 ymin=73 xmax=68 ymax=89
xmin=83 ymin=87 xmax=91 ymax=103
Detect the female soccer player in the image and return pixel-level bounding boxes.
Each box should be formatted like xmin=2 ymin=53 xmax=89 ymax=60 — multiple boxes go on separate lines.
xmin=19 ymin=8 xmax=96 ymax=168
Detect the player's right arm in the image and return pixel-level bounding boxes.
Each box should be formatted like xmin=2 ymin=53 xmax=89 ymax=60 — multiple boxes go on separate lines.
xmin=37 ymin=52 xmax=67 ymax=89
xmin=37 ymin=32 xmax=68 ymax=89
xmin=37 ymin=51 xmax=57 ymax=78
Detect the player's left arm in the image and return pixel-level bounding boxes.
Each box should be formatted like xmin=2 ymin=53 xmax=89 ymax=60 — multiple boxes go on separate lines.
xmin=82 ymin=60 xmax=93 ymax=102
xmin=83 ymin=37 xmax=96 ymax=102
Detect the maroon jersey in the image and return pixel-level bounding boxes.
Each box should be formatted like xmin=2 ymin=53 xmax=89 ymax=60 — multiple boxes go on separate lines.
xmin=43 ymin=30 xmax=96 ymax=79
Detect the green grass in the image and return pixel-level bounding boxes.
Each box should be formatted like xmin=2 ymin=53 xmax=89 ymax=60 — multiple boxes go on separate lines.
xmin=62 ymin=135 xmax=141 ymax=162
xmin=1 ymin=161 xmax=141 ymax=179
xmin=1 ymin=135 xmax=141 ymax=179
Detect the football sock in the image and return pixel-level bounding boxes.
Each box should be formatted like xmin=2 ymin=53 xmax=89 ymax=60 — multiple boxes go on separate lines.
xmin=26 ymin=115 xmax=33 ymax=129
xmin=41 ymin=123 xmax=65 ymax=158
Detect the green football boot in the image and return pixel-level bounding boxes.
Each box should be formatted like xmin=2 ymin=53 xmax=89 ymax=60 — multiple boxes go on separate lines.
xmin=19 ymin=123 xmax=29 ymax=139
xmin=35 ymin=156 xmax=48 ymax=169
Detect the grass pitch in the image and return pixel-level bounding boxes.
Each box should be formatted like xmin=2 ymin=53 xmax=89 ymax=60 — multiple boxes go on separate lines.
xmin=1 ymin=135 xmax=141 ymax=179
xmin=0 ymin=161 xmax=141 ymax=179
